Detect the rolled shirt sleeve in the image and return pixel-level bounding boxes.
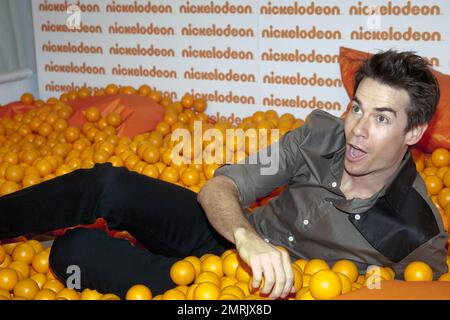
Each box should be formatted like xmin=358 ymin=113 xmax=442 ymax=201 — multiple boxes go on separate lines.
xmin=214 ymin=121 xmax=310 ymax=208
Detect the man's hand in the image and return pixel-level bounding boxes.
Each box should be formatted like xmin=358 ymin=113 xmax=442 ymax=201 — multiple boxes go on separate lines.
xmin=234 ymin=227 xmax=295 ymax=300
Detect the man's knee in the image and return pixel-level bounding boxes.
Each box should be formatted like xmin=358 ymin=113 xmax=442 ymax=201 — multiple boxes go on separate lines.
xmin=49 ymin=228 xmax=106 ymax=283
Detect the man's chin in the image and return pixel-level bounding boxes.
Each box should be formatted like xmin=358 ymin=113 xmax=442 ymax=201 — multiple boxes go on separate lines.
xmin=344 ymin=160 xmax=370 ymax=177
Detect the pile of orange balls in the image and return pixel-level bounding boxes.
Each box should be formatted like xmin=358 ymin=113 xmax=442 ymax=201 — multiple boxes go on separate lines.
xmin=0 ymin=84 xmax=449 ymax=300
xmin=413 ymin=147 xmax=450 ymax=230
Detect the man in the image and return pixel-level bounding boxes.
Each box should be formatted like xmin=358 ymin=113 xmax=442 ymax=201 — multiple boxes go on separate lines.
xmin=200 ymin=50 xmax=448 ymax=299
xmin=0 ymin=50 xmax=447 ymax=299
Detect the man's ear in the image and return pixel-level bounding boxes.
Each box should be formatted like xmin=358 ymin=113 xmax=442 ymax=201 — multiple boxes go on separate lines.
xmin=406 ymin=123 xmax=428 ymax=146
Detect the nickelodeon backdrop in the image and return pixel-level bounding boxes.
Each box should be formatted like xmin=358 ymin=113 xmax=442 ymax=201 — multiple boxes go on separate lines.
xmin=32 ymin=0 xmax=450 ymax=125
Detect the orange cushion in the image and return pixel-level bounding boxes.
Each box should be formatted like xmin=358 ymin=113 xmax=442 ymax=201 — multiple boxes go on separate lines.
xmin=66 ymin=94 xmax=164 ymax=137
xmin=339 ymin=46 xmax=450 ymax=153
xmin=0 ymin=94 xmax=164 ymax=138
xmin=334 ymin=280 xmax=450 ymax=300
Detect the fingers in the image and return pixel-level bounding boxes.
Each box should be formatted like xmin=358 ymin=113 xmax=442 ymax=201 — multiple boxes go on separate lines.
xmin=238 ymin=238 xmax=293 ymax=300
xmin=252 ymin=249 xmax=292 ymax=299
xmin=280 ymin=250 xmax=295 ymax=298
xmin=260 ymin=254 xmax=275 ymax=295
xmin=268 ymin=250 xmax=286 ymax=299
xmin=250 ymin=255 xmax=263 ymax=290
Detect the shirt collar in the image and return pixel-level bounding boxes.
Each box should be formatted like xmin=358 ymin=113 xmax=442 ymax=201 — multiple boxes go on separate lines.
xmin=323 ymin=146 xmax=416 ymax=214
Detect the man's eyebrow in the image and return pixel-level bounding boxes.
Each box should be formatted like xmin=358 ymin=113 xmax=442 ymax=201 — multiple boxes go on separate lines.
xmin=352 ymin=96 xmax=361 ymax=105
xmin=352 ymin=97 xmax=397 ymax=117
xmin=374 ymin=107 xmax=397 ymax=117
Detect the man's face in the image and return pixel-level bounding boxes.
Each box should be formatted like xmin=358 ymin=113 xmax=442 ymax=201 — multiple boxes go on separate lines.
xmin=344 ymin=77 xmax=413 ymax=177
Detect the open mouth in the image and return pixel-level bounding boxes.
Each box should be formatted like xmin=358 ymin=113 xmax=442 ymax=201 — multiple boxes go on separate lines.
xmin=346 ymin=144 xmax=367 ymax=162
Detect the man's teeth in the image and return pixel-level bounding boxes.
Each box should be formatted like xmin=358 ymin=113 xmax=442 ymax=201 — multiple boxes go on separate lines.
xmin=350 ymin=145 xmax=366 ymax=158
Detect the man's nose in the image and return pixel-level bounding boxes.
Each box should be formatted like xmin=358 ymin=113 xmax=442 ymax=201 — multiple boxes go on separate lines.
xmin=351 ymin=117 xmax=369 ymax=138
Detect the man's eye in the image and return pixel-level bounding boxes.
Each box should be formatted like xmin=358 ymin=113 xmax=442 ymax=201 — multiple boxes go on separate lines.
xmin=351 ymin=105 xmax=361 ymax=113
xmin=376 ymin=115 xmax=389 ymax=124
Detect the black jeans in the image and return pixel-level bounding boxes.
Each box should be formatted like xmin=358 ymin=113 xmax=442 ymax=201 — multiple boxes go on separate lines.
xmin=0 ymin=163 xmax=232 ymax=298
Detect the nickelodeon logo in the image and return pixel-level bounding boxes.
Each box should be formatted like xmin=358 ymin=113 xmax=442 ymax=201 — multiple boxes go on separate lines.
xmin=179 ymin=1 xmax=252 ymax=14
xmin=108 ymin=22 xmax=175 ymax=36
xmin=106 ymin=1 xmax=172 ymax=14
xmin=260 ymin=1 xmax=340 ymax=15
xmin=109 ymin=43 xmax=175 ymax=57
xmin=182 ymin=46 xmax=254 ymax=61
xmin=263 ymin=71 xmax=342 ymax=87
xmin=41 ymin=21 xmax=102 ymax=33
xmin=263 ymin=94 xmax=341 ymax=111
xmin=351 ymin=26 xmax=441 ymax=41
xmin=184 ymin=68 xmax=256 ymax=83
xmin=111 ymin=64 xmax=177 ymax=79
xmin=39 ymin=0 xmax=99 ymax=12
xmin=262 ymin=25 xmax=341 ymax=40
xmin=42 ymin=41 xmax=103 ymax=55
xmin=44 ymin=61 xmax=105 ymax=75
xmin=261 ymin=48 xmax=339 ymax=64
xmin=349 ymin=1 xmax=440 ymax=16
xmin=190 ymin=90 xmax=255 ymax=106
xmin=44 ymin=81 xmax=103 ymax=93
xmin=181 ymin=24 xmax=254 ymax=38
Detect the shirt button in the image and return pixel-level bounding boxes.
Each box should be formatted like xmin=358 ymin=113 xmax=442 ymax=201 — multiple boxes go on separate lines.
xmin=354 ymin=214 xmax=361 ymax=221
xmin=331 ymin=181 xmax=337 ymax=188
xmin=303 ymin=219 xmax=309 ymax=226
xmin=264 ymin=238 xmax=270 ymax=243
xmin=288 ymin=236 xmax=294 ymax=242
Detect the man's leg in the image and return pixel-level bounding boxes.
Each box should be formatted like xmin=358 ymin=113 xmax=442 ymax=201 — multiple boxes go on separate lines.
xmin=0 ymin=164 xmax=101 ymax=240
xmin=50 ymin=228 xmax=181 ymax=298
xmin=0 ymin=162 xmax=231 ymax=257
xmin=94 ymin=163 xmax=232 ymax=257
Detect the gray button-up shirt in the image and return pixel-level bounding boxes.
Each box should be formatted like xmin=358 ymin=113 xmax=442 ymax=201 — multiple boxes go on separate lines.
xmin=215 ymin=110 xmax=449 ymax=279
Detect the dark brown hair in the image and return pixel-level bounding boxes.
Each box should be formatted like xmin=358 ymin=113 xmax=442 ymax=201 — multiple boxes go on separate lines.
xmin=353 ymin=49 xmax=440 ymax=132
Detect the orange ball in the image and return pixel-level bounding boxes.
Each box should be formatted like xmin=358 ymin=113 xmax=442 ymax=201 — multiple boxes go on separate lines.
xmin=21 ymin=93 xmax=34 ymax=105
xmin=193 ymin=98 xmax=207 ymax=113
xmin=5 ymin=165 xmax=24 ymax=183
xmin=55 ymin=288 xmax=80 ymax=300
xmin=181 ymin=94 xmax=194 ymax=109
xmin=331 ymin=260 xmax=359 ymax=283
xmin=181 ymin=168 xmax=200 ymax=187
xmin=222 ymin=253 xmax=240 ymax=278
xmin=64 ymin=127 xmax=80 ymax=142
xmin=85 ymin=107 xmax=101 ymax=122
xmin=34 ymin=289 xmax=57 ymax=300
xmin=201 ymin=255 xmax=224 ymax=278
xmin=31 ymin=251 xmax=50 ymax=274
xmin=425 ymin=175 xmax=443 ymax=196
xmin=303 ymin=259 xmax=330 ymax=275
xmin=105 ymin=84 xmax=119 ymax=95
xmin=160 ymin=167 xmax=180 ymax=184
xmin=170 ymin=260 xmax=196 ymax=286
xmin=12 ymin=243 xmax=36 ymax=264
xmin=142 ymin=146 xmax=160 ymax=164
xmin=309 ymin=270 xmax=342 ymax=300
xmin=162 ymin=288 xmax=185 ymax=300
xmin=149 ymin=90 xmax=162 ymax=103
xmin=404 ymin=261 xmax=433 ymax=281
xmin=106 ymin=112 xmax=122 ymax=128
xmin=13 ymin=278 xmax=40 ymax=300
xmin=0 ymin=268 xmax=19 ymax=291
xmin=80 ymin=288 xmax=103 ymax=300
xmin=193 ymin=282 xmax=220 ymax=300
xmin=0 ymin=246 xmax=5 ymax=265
xmin=126 ymin=284 xmax=153 ymax=300
xmin=431 ymin=148 xmax=450 ymax=168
